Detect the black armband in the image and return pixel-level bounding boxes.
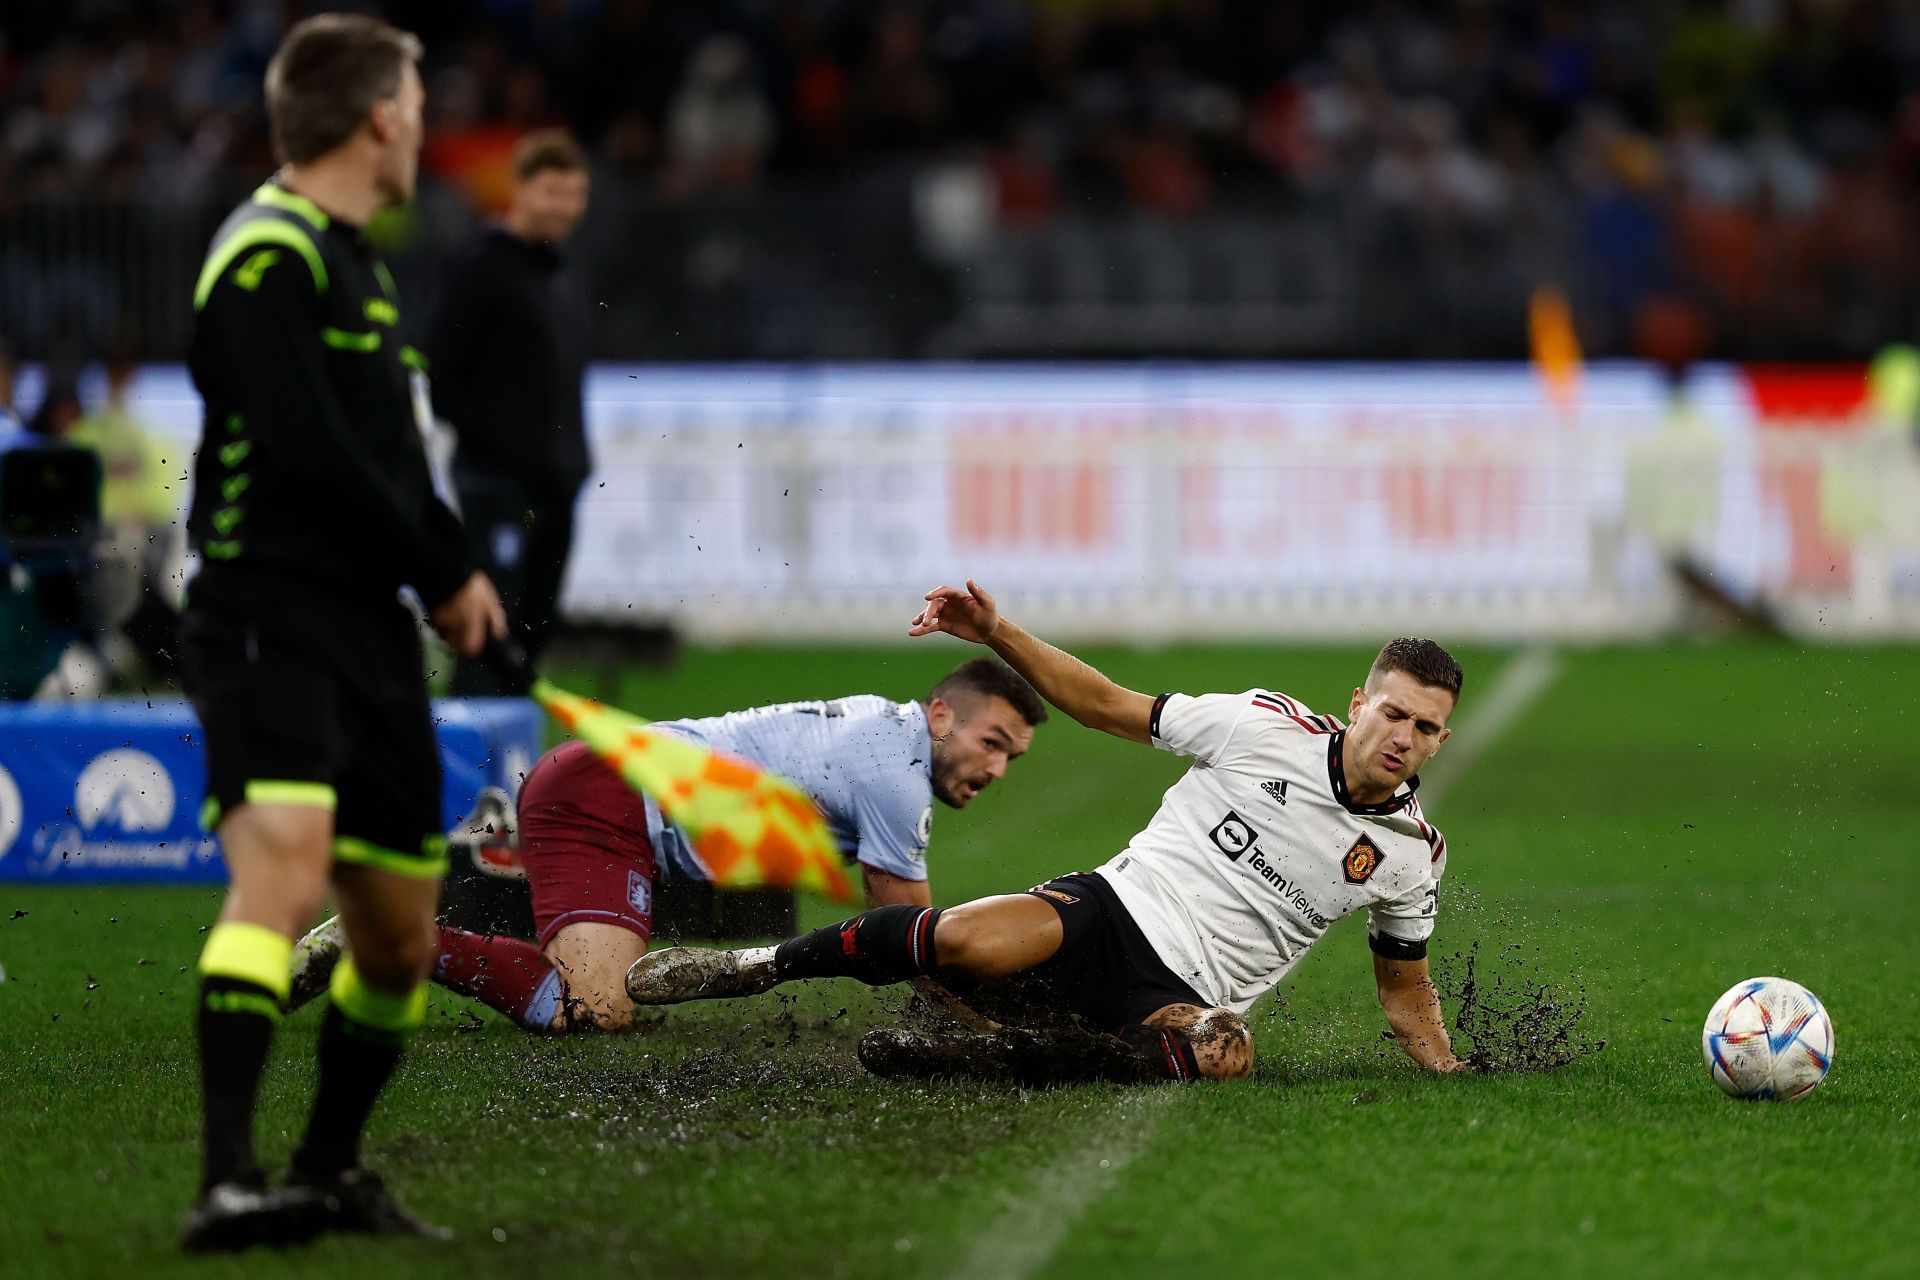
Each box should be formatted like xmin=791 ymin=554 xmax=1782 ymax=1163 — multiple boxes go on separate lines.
xmin=1148 ymin=693 xmax=1173 ymax=740
xmin=1368 ymin=931 xmax=1428 ymax=961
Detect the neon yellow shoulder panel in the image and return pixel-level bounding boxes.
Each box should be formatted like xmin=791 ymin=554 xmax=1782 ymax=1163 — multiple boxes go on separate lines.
xmin=194 ymin=217 xmax=328 ymax=311
xmin=249 ymin=182 xmax=330 ymax=230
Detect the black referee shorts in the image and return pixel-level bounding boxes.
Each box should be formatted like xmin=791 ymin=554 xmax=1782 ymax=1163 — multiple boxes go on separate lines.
xmin=179 ymin=587 xmax=446 ymax=879
xmin=1018 ymin=871 xmax=1207 ymax=1030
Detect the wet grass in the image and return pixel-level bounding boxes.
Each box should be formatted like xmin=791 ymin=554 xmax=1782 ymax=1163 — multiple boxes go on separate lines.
xmin=1 ymin=643 xmax=1915 ymax=1278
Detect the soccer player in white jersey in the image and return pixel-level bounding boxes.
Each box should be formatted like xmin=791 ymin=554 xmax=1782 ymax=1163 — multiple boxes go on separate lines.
xmin=627 ymin=581 xmax=1470 ymax=1083
xmin=287 ymin=658 xmax=1045 ymax=1031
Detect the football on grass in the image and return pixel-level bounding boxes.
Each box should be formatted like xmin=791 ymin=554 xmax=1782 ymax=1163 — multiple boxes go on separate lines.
xmin=1702 ymin=977 xmax=1834 ymax=1101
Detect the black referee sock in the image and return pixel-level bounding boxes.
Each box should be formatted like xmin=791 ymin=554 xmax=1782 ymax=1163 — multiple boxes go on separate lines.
xmin=290 ymin=1004 xmax=406 ymax=1181
xmin=774 ymin=906 xmax=942 ymax=985
xmin=195 ymin=976 xmax=281 ymax=1191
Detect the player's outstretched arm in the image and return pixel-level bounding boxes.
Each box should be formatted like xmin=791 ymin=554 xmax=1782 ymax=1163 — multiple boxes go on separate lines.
xmin=909 ymin=580 xmax=1154 ymax=743
xmin=1373 ymin=952 xmax=1472 ymax=1073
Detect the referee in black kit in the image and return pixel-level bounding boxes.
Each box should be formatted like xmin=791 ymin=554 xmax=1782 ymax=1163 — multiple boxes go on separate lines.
xmin=177 ymin=15 xmax=504 ymax=1250
xmin=427 ymin=130 xmax=592 ymax=696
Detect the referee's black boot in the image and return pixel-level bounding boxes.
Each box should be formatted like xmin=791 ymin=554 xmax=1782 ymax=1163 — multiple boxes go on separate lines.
xmin=180 ymin=1179 xmax=327 ymax=1253
xmin=289 ymin=1166 xmax=452 ymax=1241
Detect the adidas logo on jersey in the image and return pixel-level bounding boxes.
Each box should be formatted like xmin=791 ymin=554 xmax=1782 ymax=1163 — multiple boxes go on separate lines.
xmin=1261 ymin=779 xmax=1288 ymax=806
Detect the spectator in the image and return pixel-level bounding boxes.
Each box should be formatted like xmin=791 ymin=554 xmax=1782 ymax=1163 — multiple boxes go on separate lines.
xmin=6 ymin=1 xmax=1920 ymax=360
xmin=662 ymin=35 xmax=773 ymax=195
xmin=66 ymin=343 xmax=174 ymax=534
xmin=427 ymin=129 xmax=593 ymax=695
xmin=27 ymin=367 xmax=84 ymax=439
xmin=65 ymin=340 xmax=182 ymax=682
xmin=0 ymin=339 xmax=18 ymax=433
xmin=0 ymin=340 xmax=99 ymax=699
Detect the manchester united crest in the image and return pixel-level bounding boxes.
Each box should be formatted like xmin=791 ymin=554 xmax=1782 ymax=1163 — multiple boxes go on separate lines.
xmin=1342 ymin=835 xmax=1384 ymax=885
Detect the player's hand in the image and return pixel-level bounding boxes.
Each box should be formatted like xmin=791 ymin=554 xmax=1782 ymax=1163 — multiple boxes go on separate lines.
xmin=909 ymin=579 xmax=1000 ymax=645
xmin=430 ymin=571 xmax=508 ymax=658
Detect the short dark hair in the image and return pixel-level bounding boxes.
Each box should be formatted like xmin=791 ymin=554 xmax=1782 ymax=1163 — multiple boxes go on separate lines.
xmin=514 ymin=128 xmax=589 ymax=181
xmin=928 ymin=658 xmax=1049 ymax=726
xmin=1368 ymin=637 xmax=1464 ymax=701
xmin=265 ymin=14 xmax=422 ymax=166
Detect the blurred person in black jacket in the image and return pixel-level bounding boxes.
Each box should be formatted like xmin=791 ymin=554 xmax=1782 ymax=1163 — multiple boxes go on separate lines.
xmin=0 ymin=359 xmax=99 ymax=700
xmin=427 ymin=129 xmax=592 ymax=694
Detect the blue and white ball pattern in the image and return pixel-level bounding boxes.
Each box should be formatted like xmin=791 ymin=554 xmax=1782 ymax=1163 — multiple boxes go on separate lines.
xmin=1702 ymin=977 xmax=1834 ymax=1101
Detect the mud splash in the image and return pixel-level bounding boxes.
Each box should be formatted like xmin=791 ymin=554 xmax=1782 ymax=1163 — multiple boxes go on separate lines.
xmin=1436 ymin=938 xmax=1604 ymax=1073
xmin=878 ymin=980 xmax=1163 ymax=1085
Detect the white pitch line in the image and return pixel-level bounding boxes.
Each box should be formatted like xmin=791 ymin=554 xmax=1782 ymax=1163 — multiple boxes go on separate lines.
xmin=1417 ymin=646 xmax=1561 ymax=808
xmin=945 ymin=1091 xmax=1175 ymax=1280
xmin=945 ymin=649 xmax=1559 ymax=1280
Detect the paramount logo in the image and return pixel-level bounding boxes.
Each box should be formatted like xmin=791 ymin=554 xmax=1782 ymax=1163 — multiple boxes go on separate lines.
xmin=30 ymin=826 xmax=217 ymax=872
xmin=0 ymin=763 xmax=21 ymax=860
xmin=19 ymin=748 xmax=215 ymax=876
xmin=75 ymin=748 xmax=175 ymax=832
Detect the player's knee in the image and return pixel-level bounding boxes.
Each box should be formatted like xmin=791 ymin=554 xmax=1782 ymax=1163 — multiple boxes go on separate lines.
xmin=546 ymin=962 xmax=633 ymax=1033
xmin=558 ymin=996 xmax=633 ymax=1033
xmin=1189 ymin=1009 xmax=1254 ymax=1080
xmin=1148 ymin=1004 xmax=1254 ymax=1081
xmin=932 ymin=909 xmax=1006 ymax=978
xmin=930 ymin=911 xmax=977 ymax=970
xmin=581 ymin=1004 xmax=631 ymax=1032
xmin=544 ymin=923 xmax=649 ymax=1026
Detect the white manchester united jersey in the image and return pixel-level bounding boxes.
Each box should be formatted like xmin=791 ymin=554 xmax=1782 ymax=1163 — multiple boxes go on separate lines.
xmin=1094 ymin=689 xmax=1448 ymax=1014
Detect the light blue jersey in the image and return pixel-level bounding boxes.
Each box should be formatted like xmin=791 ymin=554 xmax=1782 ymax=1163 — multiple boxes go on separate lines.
xmin=646 ymin=695 xmax=935 ymax=884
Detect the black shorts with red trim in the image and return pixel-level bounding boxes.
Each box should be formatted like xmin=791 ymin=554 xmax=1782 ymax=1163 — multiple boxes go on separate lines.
xmin=1016 ymin=871 xmax=1207 ymax=1031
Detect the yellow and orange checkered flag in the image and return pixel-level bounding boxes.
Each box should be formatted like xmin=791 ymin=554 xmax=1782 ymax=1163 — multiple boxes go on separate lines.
xmin=529 ymin=679 xmax=858 ymax=904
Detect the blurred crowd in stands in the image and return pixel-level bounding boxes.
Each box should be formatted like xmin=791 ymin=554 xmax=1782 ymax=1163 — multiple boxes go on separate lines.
xmin=5 ymin=0 xmax=1920 ymax=360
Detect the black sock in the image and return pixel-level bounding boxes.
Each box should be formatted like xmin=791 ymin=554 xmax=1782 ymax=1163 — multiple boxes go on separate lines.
xmin=773 ymin=906 xmax=942 ymax=984
xmin=289 ymin=1005 xmax=406 ymax=1181
xmin=195 ymin=976 xmax=281 ymax=1191
xmin=1119 ymin=1023 xmax=1202 ymax=1082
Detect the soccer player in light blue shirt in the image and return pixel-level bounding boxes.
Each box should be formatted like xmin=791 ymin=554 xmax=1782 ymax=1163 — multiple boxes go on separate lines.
xmin=647 ymin=693 xmax=946 ymax=889
xmin=289 ymin=659 xmax=1047 ymax=1031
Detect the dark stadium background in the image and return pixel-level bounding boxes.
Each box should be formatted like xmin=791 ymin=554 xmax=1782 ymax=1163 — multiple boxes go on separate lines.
xmin=6 ymin=0 xmax=1920 ymax=366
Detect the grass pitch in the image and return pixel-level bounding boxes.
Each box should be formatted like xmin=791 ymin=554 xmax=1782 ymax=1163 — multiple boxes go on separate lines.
xmin=1 ymin=641 xmax=1915 ymax=1279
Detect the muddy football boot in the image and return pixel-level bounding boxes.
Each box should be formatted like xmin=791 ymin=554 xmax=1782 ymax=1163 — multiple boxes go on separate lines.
xmin=625 ymin=945 xmax=780 ymax=1005
xmin=284 ymin=915 xmax=345 ymax=1013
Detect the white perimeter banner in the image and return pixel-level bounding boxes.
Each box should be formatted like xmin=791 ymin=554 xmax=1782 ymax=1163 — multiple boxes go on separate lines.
xmin=81 ymin=361 xmax=1920 ymax=642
